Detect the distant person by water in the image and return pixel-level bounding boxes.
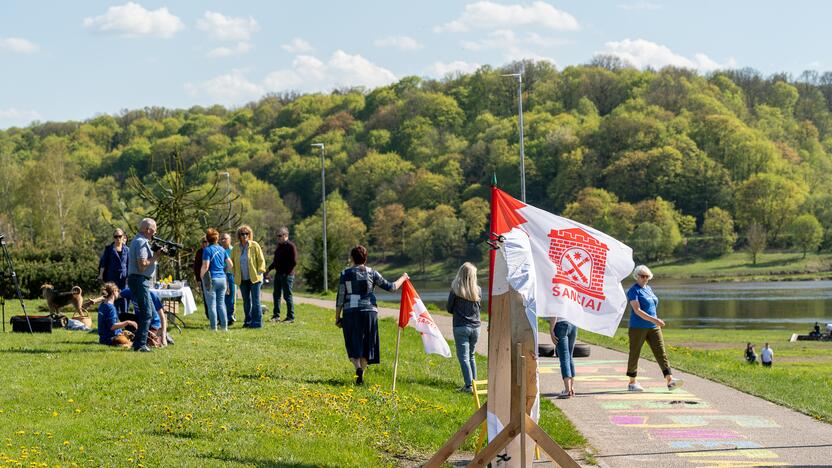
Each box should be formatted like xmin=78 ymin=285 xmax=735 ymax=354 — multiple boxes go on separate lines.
xmin=745 ymin=343 xmax=757 ymax=364
xmin=625 ymin=265 xmax=683 ymax=392
xmin=761 ymin=343 xmax=774 ymax=367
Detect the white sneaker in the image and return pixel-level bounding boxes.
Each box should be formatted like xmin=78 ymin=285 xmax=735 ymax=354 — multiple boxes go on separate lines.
xmin=627 ymin=382 xmax=644 ymax=392
xmin=667 ymin=378 xmax=684 ymax=390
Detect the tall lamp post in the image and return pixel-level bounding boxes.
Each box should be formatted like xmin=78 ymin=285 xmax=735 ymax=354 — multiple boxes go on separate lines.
xmin=311 ymin=143 xmax=328 ymax=292
xmin=219 ymin=171 xmax=231 ymax=230
xmin=502 ymin=65 xmax=526 ymax=202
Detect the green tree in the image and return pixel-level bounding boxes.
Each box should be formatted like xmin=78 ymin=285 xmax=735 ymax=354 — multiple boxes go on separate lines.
xmin=294 ymin=192 xmax=366 ymax=291
xmin=459 ymin=197 xmax=490 ymax=242
xmin=746 ymin=222 xmax=767 ymax=265
xmin=790 ymin=214 xmax=823 ymax=258
xmin=700 ymin=207 xmax=737 ymax=257
xmin=369 ymin=203 xmax=405 ymax=259
xmin=425 ymin=204 xmax=466 ymax=260
xmin=345 ymin=151 xmax=413 ymax=219
xmin=735 ymin=173 xmax=807 ymax=243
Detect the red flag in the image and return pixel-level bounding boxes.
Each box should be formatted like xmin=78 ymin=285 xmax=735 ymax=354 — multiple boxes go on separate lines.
xmin=488 ymin=185 xmax=527 ymax=316
xmin=398 ymin=279 xmax=451 ymax=357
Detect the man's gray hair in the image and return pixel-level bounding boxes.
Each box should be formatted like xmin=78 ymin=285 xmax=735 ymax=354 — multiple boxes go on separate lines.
xmin=278 ymin=226 xmax=289 ymax=235
xmin=138 ymin=218 xmax=156 ymax=231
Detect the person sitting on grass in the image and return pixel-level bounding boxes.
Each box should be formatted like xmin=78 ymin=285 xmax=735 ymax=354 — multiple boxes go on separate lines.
xmin=744 ymin=342 xmax=757 ymax=364
xmin=119 ymin=287 xmax=170 ymax=347
xmin=98 ymin=282 xmax=136 ymax=347
xmin=810 ymin=322 xmax=821 ymax=338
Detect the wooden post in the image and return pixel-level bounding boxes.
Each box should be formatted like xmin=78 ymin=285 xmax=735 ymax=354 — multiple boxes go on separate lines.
xmin=518 ymin=343 xmax=526 ymax=468
xmin=392 ymin=327 xmax=402 ymax=392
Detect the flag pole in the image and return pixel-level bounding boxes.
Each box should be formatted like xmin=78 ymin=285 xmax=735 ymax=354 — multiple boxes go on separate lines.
xmin=392 ymin=326 xmax=402 ymax=392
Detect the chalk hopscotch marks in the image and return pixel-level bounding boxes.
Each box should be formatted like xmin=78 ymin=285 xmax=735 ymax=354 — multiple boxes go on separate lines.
xmin=611 ymin=415 xmax=778 ymax=429
xmin=545 ymin=359 xmax=786 ymax=466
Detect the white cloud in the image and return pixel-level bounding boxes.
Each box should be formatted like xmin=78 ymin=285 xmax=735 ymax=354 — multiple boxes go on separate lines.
xmin=425 ymin=61 xmax=481 ymax=78
xmin=618 ymin=1 xmax=661 ymax=10
xmin=188 ymin=51 xmax=397 ymax=105
xmin=196 ymin=11 xmax=259 ymax=41
xmin=83 ymin=2 xmax=184 ymax=38
xmin=281 ymin=38 xmax=313 ymax=54
xmin=0 ymin=37 xmax=39 ymax=54
xmin=599 ymin=38 xmax=733 ymax=71
xmin=435 ymin=1 xmax=579 ymax=33
xmin=206 ymin=42 xmax=252 ymax=58
xmin=184 ymin=70 xmax=263 ymax=104
xmin=461 ymin=30 xmax=559 ymax=63
xmin=263 ymin=51 xmax=397 ymax=92
xmin=373 ymin=35 xmax=423 ymax=50
xmin=0 ymin=108 xmax=41 ymax=127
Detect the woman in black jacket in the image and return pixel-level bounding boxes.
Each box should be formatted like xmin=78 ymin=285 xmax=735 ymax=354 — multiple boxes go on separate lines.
xmin=446 ymin=262 xmax=482 ymax=393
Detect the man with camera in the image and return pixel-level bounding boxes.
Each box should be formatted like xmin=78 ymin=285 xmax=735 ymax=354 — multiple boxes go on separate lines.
xmin=128 ymin=218 xmax=165 ymax=352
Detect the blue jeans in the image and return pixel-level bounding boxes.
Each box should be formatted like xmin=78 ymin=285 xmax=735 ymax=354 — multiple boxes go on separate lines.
xmin=239 ymin=280 xmax=262 ymax=328
xmin=273 ymin=274 xmax=294 ymax=320
xmin=555 ymin=320 xmax=577 ymax=378
xmin=204 ymin=276 xmax=228 ymax=330
xmin=225 ymin=273 xmax=236 ymax=322
xmin=127 ymin=274 xmax=153 ymax=350
xmin=453 ymin=325 xmax=480 ymax=387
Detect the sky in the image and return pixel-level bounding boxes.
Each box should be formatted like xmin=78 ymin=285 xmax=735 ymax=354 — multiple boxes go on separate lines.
xmin=1 ymin=0 xmax=831 ymax=128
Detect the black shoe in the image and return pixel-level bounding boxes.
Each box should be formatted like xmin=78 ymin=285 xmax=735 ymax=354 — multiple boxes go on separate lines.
xmin=269 ymin=316 xmax=281 ymax=323
xmin=134 ymin=345 xmax=152 ymax=353
xmin=228 ymin=318 xmax=236 ymax=325
xmin=283 ymin=318 xmax=294 ymax=323
xmin=355 ymin=368 xmax=364 ymax=385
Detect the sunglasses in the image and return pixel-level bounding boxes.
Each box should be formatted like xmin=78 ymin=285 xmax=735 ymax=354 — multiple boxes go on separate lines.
xmin=239 ymin=232 xmax=250 ymax=237
xmin=114 ymin=235 xmax=123 ymax=238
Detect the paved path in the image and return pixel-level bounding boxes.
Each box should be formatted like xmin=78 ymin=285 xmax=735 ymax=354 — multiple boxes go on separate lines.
xmin=282 ymin=294 xmax=832 ymax=467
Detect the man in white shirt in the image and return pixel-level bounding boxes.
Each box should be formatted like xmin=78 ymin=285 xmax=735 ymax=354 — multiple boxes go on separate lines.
xmin=761 ymin=343 xmax=774 ymax=367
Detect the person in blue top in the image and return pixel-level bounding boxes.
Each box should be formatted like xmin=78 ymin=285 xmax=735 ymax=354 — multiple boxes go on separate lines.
xmin=98 ymin=282 xmax=136 ymax=347
xmin=98 ymin=228 xmax=130 ymax=316
xmin=200 ymin=227 xmax=233 ymax=331
xmin=625 ymin=265 xmax=683 ymax=392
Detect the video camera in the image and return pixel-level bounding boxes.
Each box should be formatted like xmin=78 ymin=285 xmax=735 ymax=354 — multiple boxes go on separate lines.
xmin=151 ymin=236 xmax=183 ymax=257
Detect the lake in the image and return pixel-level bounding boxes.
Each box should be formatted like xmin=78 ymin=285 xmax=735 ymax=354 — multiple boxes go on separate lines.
xmin=375 ymin=279 xmax=832 ymax=331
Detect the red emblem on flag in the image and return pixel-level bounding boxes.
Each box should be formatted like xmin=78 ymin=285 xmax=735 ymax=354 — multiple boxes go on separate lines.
xmin=548 ymin=228 xmax=608 ymax=300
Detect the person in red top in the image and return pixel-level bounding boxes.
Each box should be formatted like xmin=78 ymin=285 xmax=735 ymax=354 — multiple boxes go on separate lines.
xmin=266 ymin=226 xmax=298 ymax=323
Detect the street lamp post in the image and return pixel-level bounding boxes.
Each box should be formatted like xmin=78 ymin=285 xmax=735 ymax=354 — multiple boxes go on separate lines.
xmin=502 ymin=65 xmax=526 ymax=202
xmin=311 ymin=143 xmax=328 ymax=292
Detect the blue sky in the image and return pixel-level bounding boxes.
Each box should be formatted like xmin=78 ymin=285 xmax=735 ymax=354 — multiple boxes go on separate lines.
xmin=1 ymin=1 xmax=830 ymax=128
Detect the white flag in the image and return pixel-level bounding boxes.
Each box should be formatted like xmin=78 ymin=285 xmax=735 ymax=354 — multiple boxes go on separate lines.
xmin=399 ymin=279 xmax=451 ymax=357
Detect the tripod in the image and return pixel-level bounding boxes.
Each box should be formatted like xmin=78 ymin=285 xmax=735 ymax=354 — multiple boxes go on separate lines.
xmin=0 ymin=234 xmax=32 ymax=333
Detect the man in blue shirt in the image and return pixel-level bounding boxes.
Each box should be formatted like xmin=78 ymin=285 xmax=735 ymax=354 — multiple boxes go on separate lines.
xmin=127 ymin=218 xmax=163 ymax=352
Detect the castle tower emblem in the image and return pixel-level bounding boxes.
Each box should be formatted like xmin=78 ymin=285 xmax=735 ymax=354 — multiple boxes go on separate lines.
xmin=548 ymin=228 xmax=609 ymax=300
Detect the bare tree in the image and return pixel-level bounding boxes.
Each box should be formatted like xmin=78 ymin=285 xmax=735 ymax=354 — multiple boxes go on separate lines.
xmin=746 ymin=222 xmax=767 ymax=266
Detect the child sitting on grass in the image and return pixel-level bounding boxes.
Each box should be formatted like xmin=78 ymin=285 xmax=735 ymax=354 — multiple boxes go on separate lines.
xmin=98 ymin=282 xmax=136 ymax=347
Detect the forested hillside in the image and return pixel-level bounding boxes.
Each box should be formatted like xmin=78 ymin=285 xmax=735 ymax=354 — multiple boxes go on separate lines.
xmin=2 ymin=58 xmax=831 ymax=293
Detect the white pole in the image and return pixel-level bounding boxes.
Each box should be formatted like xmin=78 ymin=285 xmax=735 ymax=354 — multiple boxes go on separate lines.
xmin=312 ymin=143 xmax=328 ymax=292
xmin=517 ymin=67 xmax=526 ymax=203
xmin=392 ymin=327 xmax=403 ymax=392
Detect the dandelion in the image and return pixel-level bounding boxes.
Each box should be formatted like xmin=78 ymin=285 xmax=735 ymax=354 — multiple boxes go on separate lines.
xmin=62 ymin=441 xmax=70 ymax=446
xmin=52 ymin=411 xmax=59 ymax=417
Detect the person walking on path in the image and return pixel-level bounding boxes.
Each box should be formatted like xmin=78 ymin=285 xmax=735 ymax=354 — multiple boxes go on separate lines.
xmin=761 ymin=343 xmax=774 ymax=367
xmin=625 ymin=264 xmax=683 ymax=391
xmin=550 ymin=317 xmax=578 ymax=398
xmin=200 ymin=228 xmax=233 ymax=331
xmin=231 ymin=225 xmax=267 ymax=328
xmin=446 ymin=262 xmax=482 ymax=394
xmin=220 ymin=233 xmax=236 ymax=325
xmin=266 ymin=226 xmax=298 ymax=323
xmin=99 ymin=228 xmax=130 ymax=316
xmin=745 ymin=342 xmax=757 ymax=364
xmin=127 ymin=218 xmax=164 ymax=353
xmin=335 ymin=245 xmax=408 ymax=385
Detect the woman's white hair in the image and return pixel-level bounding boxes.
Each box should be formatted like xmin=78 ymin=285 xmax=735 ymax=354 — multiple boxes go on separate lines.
xmin=452 ymin=262 xmax=481 ymax=302
xmin=632 ymin=264 xmax=653 ymax=281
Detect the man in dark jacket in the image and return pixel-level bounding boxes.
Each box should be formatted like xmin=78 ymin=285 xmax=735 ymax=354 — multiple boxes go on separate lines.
xmin=266 ymin=227 xmax=298 ymax=323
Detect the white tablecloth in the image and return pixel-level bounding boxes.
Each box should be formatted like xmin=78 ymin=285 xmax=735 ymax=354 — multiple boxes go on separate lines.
xmin=150 ymin=286 xmax=197 ymax=316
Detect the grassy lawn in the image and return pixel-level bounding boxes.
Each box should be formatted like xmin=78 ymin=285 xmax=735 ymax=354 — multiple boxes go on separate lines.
xmin=0 ymin=299 xmax=584 ymax=467
xmin=578 ymin=328 xmax=832 ymax=423
xmin=652 ymin=251 xmax=832 ymax=280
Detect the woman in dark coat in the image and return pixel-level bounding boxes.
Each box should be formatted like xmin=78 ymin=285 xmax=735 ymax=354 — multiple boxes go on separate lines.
xmin=99 ymin=228 xmax=129 ymax=315
xmin=335 ymin=245 xmax=408 ymax=385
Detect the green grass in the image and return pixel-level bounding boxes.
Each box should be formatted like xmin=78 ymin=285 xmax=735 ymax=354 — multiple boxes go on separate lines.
xmin=578 ymin=328 xmax=832 ymax=423
xmin=0 ymin=299 xmax=584 ymax=467
xmin=652 ymin=251 xmax=832 ymax=281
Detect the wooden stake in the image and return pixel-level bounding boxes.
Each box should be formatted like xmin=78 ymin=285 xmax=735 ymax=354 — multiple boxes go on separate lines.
xmin=392 ymin=327 xmax=402 ymax=392
xmin=518 ymin=343 xmax=526 ymax=467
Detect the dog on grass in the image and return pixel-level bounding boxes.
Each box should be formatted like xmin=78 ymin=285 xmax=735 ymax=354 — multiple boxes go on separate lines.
xmin=41 ymin=283 xmax=85 ymax=316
